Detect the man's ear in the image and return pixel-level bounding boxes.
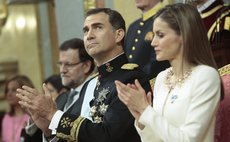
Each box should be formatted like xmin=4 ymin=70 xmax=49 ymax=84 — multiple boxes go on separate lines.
xmin=115 ymin=29 xmax=125 ymax=43
xmin=83 ymin=60 xmax=91 ymax=74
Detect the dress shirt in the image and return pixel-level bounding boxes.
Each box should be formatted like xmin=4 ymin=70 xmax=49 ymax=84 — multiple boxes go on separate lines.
xmin=49 ymin=76 xmax=95 ymax=134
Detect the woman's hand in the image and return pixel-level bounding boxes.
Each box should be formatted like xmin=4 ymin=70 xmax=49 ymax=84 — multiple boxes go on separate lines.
xmin=115 ymin=79 xmax=152 ymax=120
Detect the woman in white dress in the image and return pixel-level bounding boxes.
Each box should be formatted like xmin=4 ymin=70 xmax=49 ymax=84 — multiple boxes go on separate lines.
xmin=115 ymin=3 xmax=221 ymax=142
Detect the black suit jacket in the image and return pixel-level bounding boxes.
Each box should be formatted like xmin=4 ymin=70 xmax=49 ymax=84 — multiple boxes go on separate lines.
xmin=54 ymin=81 xmax=90 ymax=142
xmin=56 ymin=89 xmax=84 ymax=116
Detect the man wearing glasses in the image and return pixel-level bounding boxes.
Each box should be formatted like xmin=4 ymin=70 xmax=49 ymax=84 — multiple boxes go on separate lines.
xmin=56 ymin=38 xmax=95 ymax=114
xmin=23 ymin=38 xmax=95 ymax=142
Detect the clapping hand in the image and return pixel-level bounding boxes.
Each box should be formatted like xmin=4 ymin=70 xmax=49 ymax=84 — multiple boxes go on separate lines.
xmin=16 ymin=83 xmax=58 ymax=131
xmin=115 ymin=79 xmax=152 ymax=120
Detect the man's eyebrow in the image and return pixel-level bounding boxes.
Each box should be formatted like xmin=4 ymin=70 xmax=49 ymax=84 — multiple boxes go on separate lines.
xmin=91 ymin=22 xmax=103 ymax=27
xmin=83 ymin=22 xmax=104 ymax=30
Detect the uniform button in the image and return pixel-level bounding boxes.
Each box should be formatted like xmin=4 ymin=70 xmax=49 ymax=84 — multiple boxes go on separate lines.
xmin=129 ymin=55 xmax=133 ymax=59
xmin=135 ymin=38 xmax=138 ymax=42
xmin=140 ymin=22 xmax=144 ymax=26
xmin=137 ymin=30 xmax=141 ymax=34
xmin=132 ymin=46 xmax=135 ymax=50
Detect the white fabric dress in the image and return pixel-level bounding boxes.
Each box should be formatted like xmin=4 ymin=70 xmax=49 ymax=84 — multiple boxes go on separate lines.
xmin=135 ymin=65 xmax=221 ymax=142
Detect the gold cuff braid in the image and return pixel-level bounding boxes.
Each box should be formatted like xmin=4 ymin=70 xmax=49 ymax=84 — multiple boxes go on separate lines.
xmin=57 ymin=116 xmax=85 ymax=142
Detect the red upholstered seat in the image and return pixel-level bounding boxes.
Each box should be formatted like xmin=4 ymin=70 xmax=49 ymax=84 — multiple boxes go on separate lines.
xmin=215 ymin=64 xmax=230 ymax=142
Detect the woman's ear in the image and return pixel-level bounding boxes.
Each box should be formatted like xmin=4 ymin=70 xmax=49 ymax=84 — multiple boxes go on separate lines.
xmin=115 ymin=29 xmax=125 ymax=43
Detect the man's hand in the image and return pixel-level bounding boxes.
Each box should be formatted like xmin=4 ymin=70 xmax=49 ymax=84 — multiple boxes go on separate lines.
xmin=16 ymin=83 xmax=58 ymax=121
xmin=29 ymin=109 xmax=51 ymax=134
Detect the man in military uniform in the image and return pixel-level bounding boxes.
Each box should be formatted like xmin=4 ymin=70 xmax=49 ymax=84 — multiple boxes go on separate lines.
xmin=124 ymin=0 xmax=170 ymax=79
xmin=195 ymin=0 xmax=230 ymax=67
xmin=17 ymin=8 xmax=152 ymax=142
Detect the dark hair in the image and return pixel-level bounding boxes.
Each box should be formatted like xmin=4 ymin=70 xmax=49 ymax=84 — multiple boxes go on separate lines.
xmin=154 ymin=3 xmax=217 ymax=69
xmin=59 ymin=38 xmax=95 ymax=74
xmin=86 ymin=8 xmax=126 ymax=45
xmin=44 ymin=74 xmax=70 ymax=93
xmin=4 ymin=75 xmax=34 ymax=115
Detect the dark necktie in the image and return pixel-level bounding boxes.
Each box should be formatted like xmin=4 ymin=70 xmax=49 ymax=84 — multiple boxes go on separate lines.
xmin=65 ymin=90 xmax=78 ymax=110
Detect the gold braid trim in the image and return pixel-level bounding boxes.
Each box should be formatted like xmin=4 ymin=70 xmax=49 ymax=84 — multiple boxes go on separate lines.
xmin=56 ymin=117 xmax=85 ymax=142
xmin=201 ymin=5 xmax=223 ymax=19
xmin=143 ymin=2 xmax=164 ymax=21
xmin=72 ymin=116 xmax=85 ymax=142
xmin=224 ymin=17 xmax=230 ymax=30
xmin=56 ymin=132 xmax=75 ymax=142
xmin=218 ymin=64 xmax=230 ymax=76
xmin=208 ymin=11 xmax=230 ymax=40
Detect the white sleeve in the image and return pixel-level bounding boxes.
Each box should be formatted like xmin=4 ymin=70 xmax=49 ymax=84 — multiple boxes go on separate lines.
xmin=137 ymin=67 xmax=221 ymax=142
xmin=48 ymin=110 xmax=64 ymax=134
xmin=135 ymin=106 xmax=162 ymax=142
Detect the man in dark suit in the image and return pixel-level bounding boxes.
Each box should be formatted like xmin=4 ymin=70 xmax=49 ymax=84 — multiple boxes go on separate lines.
xmin=124 ymin=0 xmax=170 ymax=79
xmin=55 ymin=38 xmax=95 ymax=115
xmin=17 ymin=8 xmax=152 ymax=142
xmin=22 ymin=38 xmax=95 ymax=142
xmin=195 ymin=0 xmax=230 ymax=67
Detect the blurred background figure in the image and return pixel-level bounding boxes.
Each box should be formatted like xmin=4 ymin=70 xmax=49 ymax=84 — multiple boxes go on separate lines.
xmin=185 ymin=0 xmax=230 ymax=67
xmin=0 ymin=75 xmax=34 ymax=142
xmin=44 ymin=74 xmax=70 ymax=101
xmin=124 ymin=0 xmax=170 ymax=79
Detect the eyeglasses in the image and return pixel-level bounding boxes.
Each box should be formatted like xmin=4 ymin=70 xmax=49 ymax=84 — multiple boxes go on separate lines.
xmin=57 ymin=61 xmax=82 ymax=69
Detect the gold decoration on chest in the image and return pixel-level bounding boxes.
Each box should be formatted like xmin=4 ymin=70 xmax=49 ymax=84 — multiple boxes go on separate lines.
xmin=165 ymin=68 xmax=192 ymax=90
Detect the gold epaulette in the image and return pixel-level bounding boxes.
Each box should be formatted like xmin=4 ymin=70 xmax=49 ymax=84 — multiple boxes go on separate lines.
xmin=121 ymin=63 xmax=139 ymax=70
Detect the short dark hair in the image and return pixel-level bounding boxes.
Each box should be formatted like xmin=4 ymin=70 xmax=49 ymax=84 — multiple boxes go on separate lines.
xmin=59 ymin=38 xmax=95 ymax=74
xmin=86 ymin=8 xmax=126 ymax=45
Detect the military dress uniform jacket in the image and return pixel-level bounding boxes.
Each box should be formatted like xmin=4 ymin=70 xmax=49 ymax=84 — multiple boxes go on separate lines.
xmin=55 ymin=54 xmax=152 ymax=142
xmin=46 ymin=82 xmax=90 ymax=142
xmin=124 ymin=3 xmax=170 ymax=79
xmin=201 ymin=0 xmax=230 ymax=67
